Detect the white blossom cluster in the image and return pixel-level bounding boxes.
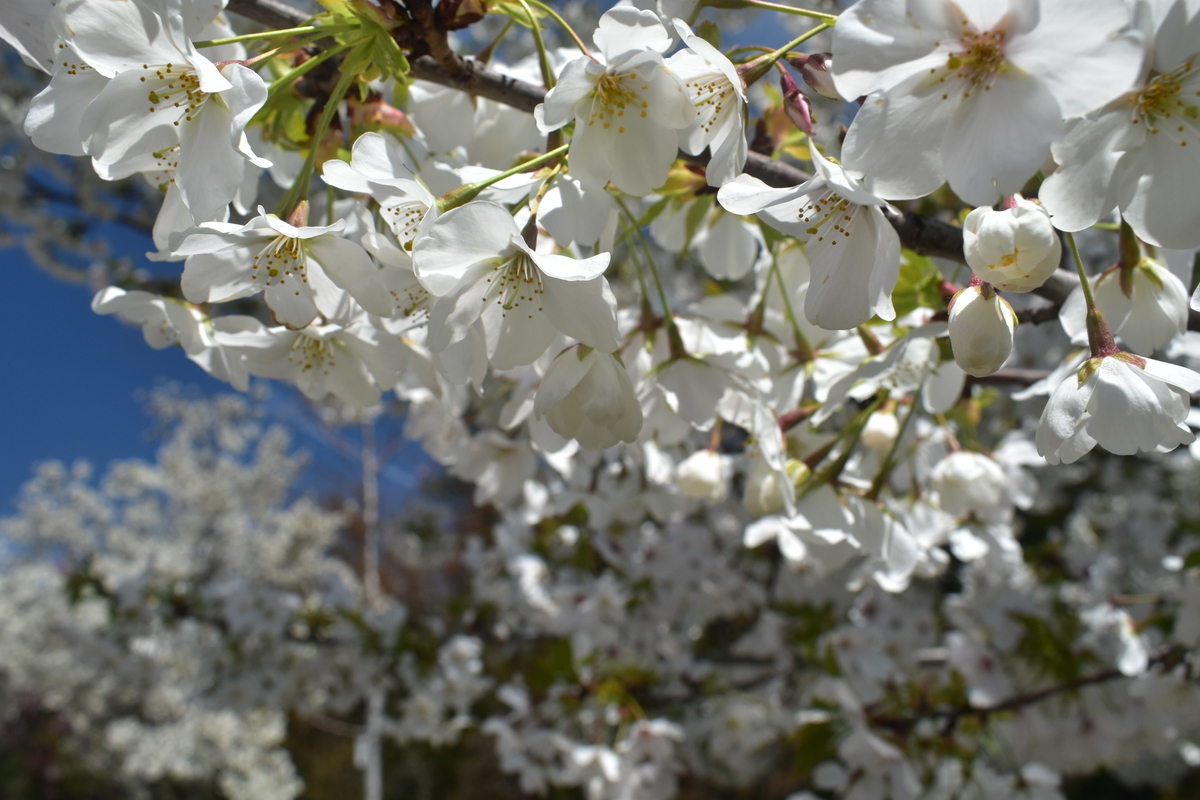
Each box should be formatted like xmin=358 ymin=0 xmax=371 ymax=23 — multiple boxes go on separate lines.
xmin=4 ymin=0 xmax=1200 ymax=796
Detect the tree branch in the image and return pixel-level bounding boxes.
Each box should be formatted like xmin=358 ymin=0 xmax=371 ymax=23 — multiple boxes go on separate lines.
xmin=868 ymin=645 xmax=1185 ymax=735
xmin=226 ymin=0 xmax=1200 ymax=334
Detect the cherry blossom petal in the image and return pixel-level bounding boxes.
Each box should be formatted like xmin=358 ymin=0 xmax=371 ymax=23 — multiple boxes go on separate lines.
xmin=941 ymin=69 xmax=1062 ymax=206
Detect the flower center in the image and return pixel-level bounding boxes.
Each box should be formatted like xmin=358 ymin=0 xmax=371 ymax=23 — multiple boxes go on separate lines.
xmin=1131 ymin=61 xmax=1199 ymax=144
xmin=289 ymin=335 xmax=335 ymax=374
xmin=686 ymin=74 xmax=734 ymax=134
xmin=385 ymin=200 xmax=429 ymax=244
xmin=141 ymin=63 xmax=205 ymax=124
xmin=799 ymin=191 xmax=855 ymax=247
xmin=483 ymin=254 xmax=544 ymax=319
xmin=947 ymin=29 xmax=1007 ymax=87
xmin=588 ymin=70 xmax=651 ymax=133
xmin=252 ymin=236 xmax=306 ymax=287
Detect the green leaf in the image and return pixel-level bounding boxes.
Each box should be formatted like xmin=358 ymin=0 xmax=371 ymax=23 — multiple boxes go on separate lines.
xmin=890 ymin=249 xmax=944 ymax=319
xmin=695 ymin=20 xmax=721 ymax=49
xmin=1184 ymin=549 xmax=1200 ymax=570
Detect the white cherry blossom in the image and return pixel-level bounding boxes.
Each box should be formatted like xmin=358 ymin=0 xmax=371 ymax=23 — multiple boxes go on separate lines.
xmin=172 ymin=208 xmax=393 ymax=328
xmin=1040 ymin=0 xmax=1200 ymax=248
xmin=321 ymin=132 xmax=438 ymax=246
xmin=667 ymin=20 xmax=747 ymax=187
xmin=1036 ymin=352 xmax=1200 ymax=463
xmin=412 ymin=202 xmax=619 ymax=370
xmin=214 ymin=312 xmax=407 ymax=408
xmin=833 ymin=0 xmax=1144 ymax=206
xmin=718 ymin=145 xmax=900 ymax=329
xmin=1060 ymin=258 xmax=1190 ymax=356
xmin=534 ymin=346 xmax=643 ymax=449
xmin=535 ymin=7 xmax=694 ymax=196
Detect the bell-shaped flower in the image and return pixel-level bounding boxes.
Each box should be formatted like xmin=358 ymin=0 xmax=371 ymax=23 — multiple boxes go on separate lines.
xmin=963 ymin=196 xmax=1061 ymax=292
xmin=675 ymin=449 xmax=732 ymax=503
xmin=861 ymin=410 xmax=900 ymax=453
xmin=412 ymin=202 xmax=620 ymax=370
xmin=667 ymin=20 xmax=747 ymax=187
xmin=931 ymin=451 xmax=1010 ymax=521
xmin=533 ymin=346 xmax=643 ymax=449
xmin=948 ymin=283 xmax=1016 ymax=377
xmin=321 ymin=132 xmax=438 ymax=245
xmin=1041 ymin=0 xmax=1200 ymax=248
xmin=172 ymin=207 xmax=394 ymax=328
xmin=535 ymin=7 xmax=694 ymax=196
xmin=832 ymin=0 xmax=1143 ymax=206
xmin=1035 ymin=351 xmax=1200 ymax=464
xmin=718 ymin=144 xmax=901 ymax=329
xmin=1060 ymin=259 xmax=1190 ymax=355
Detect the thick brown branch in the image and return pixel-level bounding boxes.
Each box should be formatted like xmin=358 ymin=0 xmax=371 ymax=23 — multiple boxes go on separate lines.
xmin=226 ymin=0 xmax=1200 ymax=335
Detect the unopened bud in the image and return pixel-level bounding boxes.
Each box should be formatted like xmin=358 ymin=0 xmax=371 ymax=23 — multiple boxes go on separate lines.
xmin=862 ymin=410 xmax=899 ymax=452
xmin=963 ymin=195 xmax=1060 ymax=292
xmin=676 ymin=450 xmax=730 ymax=503
xmin=789 ymin=53 xmax=839 ymax=100
xmin=286 ymin=200 xmax=309 ymax=228
xmin=780 ymin=72 xmax=814 ymax=135
xmin=948 ymin=284 xmax=1016 ymax=377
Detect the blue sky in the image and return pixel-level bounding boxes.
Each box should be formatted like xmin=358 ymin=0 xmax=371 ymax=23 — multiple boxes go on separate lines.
xmin=1 ymin=248 xmax=428 ymax=516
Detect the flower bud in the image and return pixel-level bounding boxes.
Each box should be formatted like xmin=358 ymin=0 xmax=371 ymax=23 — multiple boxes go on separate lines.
xmin=676 ymin=450 xmax=731 ymax=503
xmin=743 ymin=459 xmax=810 ymax=517
xmin=789 ymin=53 xmax=839 ymax=100
xmin=780 ymin=72 xmax=814 ymax=135
xmin=931 ymin=451 xmax=1009 ymax=519
xmin=948 ymin=285 xmax=1016 ymax=378
xmin=963 ymin=196 xmax=1061 ymax=292
xmin=862 ymin=410 xmax=899 ymax=452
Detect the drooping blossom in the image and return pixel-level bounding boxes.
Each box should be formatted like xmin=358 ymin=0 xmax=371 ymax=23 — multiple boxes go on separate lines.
xmin=718 ymin=144 xmax=900 ymax=329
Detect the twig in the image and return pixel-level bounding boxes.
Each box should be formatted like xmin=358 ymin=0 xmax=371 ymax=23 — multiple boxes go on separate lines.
xmin=868 ymin=645 xmax=1185 ymax=734
xmin=224 ymin=0 xmax=1200 ymax=333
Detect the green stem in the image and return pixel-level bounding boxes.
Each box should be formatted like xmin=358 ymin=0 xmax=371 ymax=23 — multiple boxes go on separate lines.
xmin=614 ymin=195 xmax=675 ymax=324
xmin=867 ymin=389 xmax=921 ymax=501
xmin=726 ymin=0 xmax=837 ymax=21
xmin=266 ymin=45 xmax=346 ymax=104
xmin=1065 ymin=231 xmax=1097 ymax=313
xmin=517 ymin=0 xmax=556 ymax=90
xmin=476 ymin=18 xmax=515 ymax=64
xmin=528 ymin=0 xmax=593 ymax=56
xmin=804 ymin=393 xmax=886 ymax=496
xmin=738 ymin=23 xmax=832 ymax=86
xmin=278 ymin=63 xmax=359 ymax=217
xmin=437 ymin=143 xmax=569 ymax=212
xmin=771 ymin=257 xmax=814 ymax=362
xmin=194 ymin=24 xmax=357 ymax=49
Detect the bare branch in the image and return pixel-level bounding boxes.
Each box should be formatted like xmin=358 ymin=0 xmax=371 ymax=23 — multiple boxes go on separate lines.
xmin=868 ymin=646 xmax=1185 ymax=735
